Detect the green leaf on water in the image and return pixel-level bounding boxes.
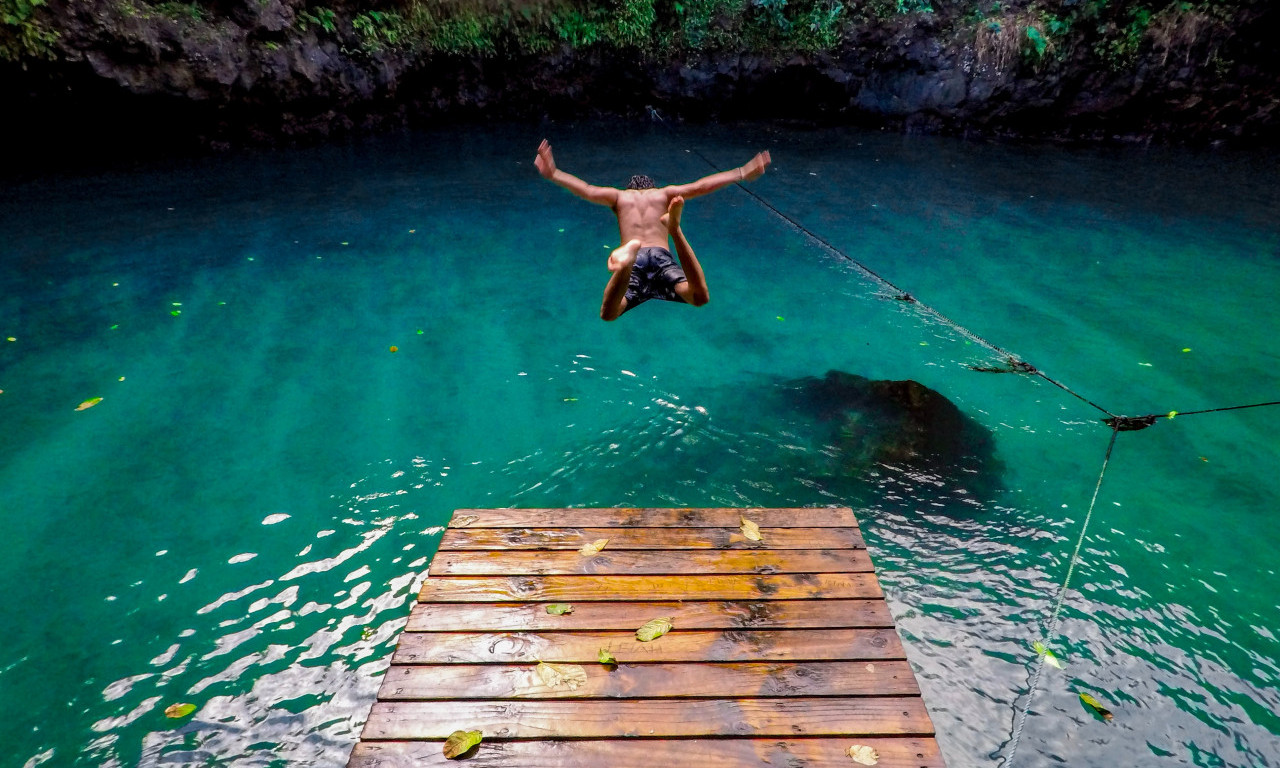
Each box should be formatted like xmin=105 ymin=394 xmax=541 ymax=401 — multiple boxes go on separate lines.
xmin=75 ymin=397 xmax=103 ymax=411
xmin=1032 ymin=640 xmax=1065 ymax=669
xmin=1079 ymin=692 xmax=1114 ymax=721
xmin=443 ymin=729 xmax=483 ymax=759
xmin=635 ymin=617 xmax=673 ymax=642
xmin=164 ymin=702 xmax=196 ymax=719
xmin=598 ymin=647 xmax=617 ymax=666
xmin=545 ymin=603 xmax=574 ymax=615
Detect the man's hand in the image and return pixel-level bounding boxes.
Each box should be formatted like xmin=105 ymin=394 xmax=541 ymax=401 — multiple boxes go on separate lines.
xmin=535 ymin=139 xmax=557 ymax=179
xmin=741 ymin=150 xmax=771 ymax=181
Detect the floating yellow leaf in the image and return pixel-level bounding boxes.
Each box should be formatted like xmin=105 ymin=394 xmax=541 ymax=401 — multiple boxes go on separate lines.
xmin=598 ymin=647 xmax=617 ymax=665
xmin=740 ymin=516 xmax=762 ymax=542
xmin=1032 ymin=640 xmax=1065 ymax=669
xmin=579 ymin=538 xmax=609 ymax=556
xmin=443 ymin=729 xmax=483 ymax=759
xmin=75 ymin=397 xmax=103 ymax=411
xmin=846 ymin=744 xmax=879 ymax=765
xmin=164 ymin=702 xmax=196 ymax=719
xmin=536 ymin=661 xmax=587 ymax=690
xmin=545 ymin=603 xmax=574 ymax=615
xmin=1079 ymin=692 xmax=1114 ymax=721
xmin=635 ymin=617 xmax=673 ymax=642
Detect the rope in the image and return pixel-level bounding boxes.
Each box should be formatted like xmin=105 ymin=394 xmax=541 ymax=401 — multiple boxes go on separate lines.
xmin=1148 ymin=399 xmax=1280 ymax=420
xmin=1000 ymin=425 xmax=1120 ymax=767
xmin=685 ymin=145 xmax=1116 ymax=418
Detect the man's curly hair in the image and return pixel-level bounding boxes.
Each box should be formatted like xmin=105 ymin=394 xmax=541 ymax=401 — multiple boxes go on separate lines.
xmin=626 ymin=174 xmax=656 ymax=190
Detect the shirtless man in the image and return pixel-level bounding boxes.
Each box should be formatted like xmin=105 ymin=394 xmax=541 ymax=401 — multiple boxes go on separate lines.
xmin=535 ymin=139 xmax=771 ymax=320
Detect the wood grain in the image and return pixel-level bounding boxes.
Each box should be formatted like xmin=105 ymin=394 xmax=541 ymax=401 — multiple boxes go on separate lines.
xmin=449 ymin=507 xmax=858 ymax=529
xmin=438 ymin=526 xmax=865 ymax=551
xmin=361 ymin=697 xmax=935 ymax=739
xmin=392 ymin=628 xmax=906 ymax=664
xmin=417 ymin=573 xmax=882 ymax=602
xmin=349 ymin=738 xmax=945 ymax=768
xmin=377 ymin=660 xmax=921 ymax=700
xmin=429 ymin=548 xmax=872 ymax=576
xmin=405 ymin=599 xmax=895 ymax=632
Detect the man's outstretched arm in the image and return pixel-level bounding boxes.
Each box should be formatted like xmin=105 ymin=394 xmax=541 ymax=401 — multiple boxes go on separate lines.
xmin=535 ymin=139 xmax=620 ymax=207
xmin=664 ymin=150 xmax=771 ymax=200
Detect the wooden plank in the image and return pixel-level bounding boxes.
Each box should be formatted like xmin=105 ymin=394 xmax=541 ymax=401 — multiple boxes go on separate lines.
xmin=349 ymin=737 xmax=946 ymax=768
xmin=405 ymin=599 xmax=895 ymax=632
xmin=430 ymin=545 xmax=870 ymax=576
xmin=439 ymin=526 xmax=865 ymax=551
xmin=429 ymin=548 xmax=871 ymax=576
xmin=377 ymin=660 xmax=921 ymax=700
xmin=449 ymin=507 xmax=857 ymax=529
xmin=360 ymin=697 xmax=935 ymax=739
xmin=392 ymin=628 xmax=905 ymax=664
xmin=417 ymin=573 xmax=882 ymax=603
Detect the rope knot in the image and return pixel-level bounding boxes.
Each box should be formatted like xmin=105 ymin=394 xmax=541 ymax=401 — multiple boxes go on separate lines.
xmin=1103 ymin=414 xmax=1158 ymax=432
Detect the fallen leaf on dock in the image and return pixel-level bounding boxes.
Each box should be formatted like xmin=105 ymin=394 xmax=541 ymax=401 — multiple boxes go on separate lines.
xmin=598 ymin=647 xmax=617 ymax=666
xmin=579 ymin=538 xmax=609 ymax=556
xmin=740 ymin=516 xmax=762 ymax=542
xmin=164 ymin=703 xmax=196 ymax=719
xmin=452 ymin=515 xmax=479 ymax=527
xmin=1079 ymin=692 xmax=1114 ymax=721
xmin=75 ymin=397 xmax=103 ymax=411
xmin=443 ymin=729 xmax=483 ymax=759
xmin=545 ymin=603 xmax=574 ymax=615
xmin=846 ymin=744 xmax=879 ymax=764
xmin=536 ymin=661 xmax=587 ymax=690
xmin=635 ymin=617 xmax=673 ymax=642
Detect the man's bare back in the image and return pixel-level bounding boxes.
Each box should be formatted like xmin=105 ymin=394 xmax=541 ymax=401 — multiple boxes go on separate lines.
xmin=614 ymin=188 xmax=675 ymax=247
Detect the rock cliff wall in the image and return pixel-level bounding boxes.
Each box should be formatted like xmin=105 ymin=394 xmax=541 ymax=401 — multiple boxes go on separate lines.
xmin=4 ymin=0 xmax=1277 ymax=148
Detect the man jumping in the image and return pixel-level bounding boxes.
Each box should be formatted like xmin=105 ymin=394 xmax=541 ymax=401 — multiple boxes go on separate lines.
xmin=535 ymin=139 xmax=771 ymax=320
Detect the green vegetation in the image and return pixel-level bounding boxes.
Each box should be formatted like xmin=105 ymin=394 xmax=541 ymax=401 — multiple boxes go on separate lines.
xmin=151 ymin=0 xmax=205 ymax=21
xmin=1 ymin=0 xmax=58 ymax=60
xmin=963 ymin=0 xmax=1237 ymax=73
xmin=0 ymin=0 xmax=1250 ymax=76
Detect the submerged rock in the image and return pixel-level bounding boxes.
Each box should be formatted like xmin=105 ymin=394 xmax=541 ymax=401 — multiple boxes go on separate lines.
xmin=784 ymin=370 xmax=999 ymax=484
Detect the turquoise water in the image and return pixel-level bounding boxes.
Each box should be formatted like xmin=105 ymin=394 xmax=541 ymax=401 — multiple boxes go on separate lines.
xmin=2 ymin=122 xmax=1278 ymax=767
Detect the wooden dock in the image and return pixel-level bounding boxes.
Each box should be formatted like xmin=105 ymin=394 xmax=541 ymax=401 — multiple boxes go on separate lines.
xmin=348 ymin=507 xmax=945 ymax=767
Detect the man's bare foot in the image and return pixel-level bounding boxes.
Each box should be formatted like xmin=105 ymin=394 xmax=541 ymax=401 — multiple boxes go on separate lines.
xmin=660 ymin=196 xmax=684 ymax=234
xmin=608 ymin=239 xmax=641 ymax=272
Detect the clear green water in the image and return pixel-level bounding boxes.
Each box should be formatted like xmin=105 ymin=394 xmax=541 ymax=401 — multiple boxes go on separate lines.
xmin=1 ymin=122 xmax=1278 ymax=767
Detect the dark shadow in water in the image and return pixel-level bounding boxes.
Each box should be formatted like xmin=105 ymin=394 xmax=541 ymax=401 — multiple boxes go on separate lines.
xmin=775 ymin=369 xmax=1003 ymax=497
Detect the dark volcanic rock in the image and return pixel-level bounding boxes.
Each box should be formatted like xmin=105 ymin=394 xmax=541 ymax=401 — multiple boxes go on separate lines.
xmin=785 ymin=370 xmax=1000 ymax=484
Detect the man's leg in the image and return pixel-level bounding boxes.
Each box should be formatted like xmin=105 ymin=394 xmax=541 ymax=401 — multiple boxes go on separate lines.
xmin=662 ymin=196 xmax=709 ymax=307
xmin=601 ymin=239 xmax=641 ymax=321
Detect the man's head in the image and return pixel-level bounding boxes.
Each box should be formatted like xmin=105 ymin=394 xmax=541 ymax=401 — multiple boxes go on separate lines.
xmin=626 ymin=174 xmax=656 ymax=190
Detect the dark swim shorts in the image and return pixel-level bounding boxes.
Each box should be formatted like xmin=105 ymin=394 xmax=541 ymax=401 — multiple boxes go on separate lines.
xmin=624 ymin=246 xmax=687 ymax=312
